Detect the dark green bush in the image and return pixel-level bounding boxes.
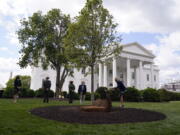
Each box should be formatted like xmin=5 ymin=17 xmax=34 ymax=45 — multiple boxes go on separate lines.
xmin=62 ymin=91 xmax=68 ymax=98
xmin=0 ymin=90 xmax=3 ymax=98
xmin=35 ymin=89 xmax=44 ymax=97
xmin=158 ymin=89 xmax=171 ymax=102
xmin=124 ymin=87 xmax=141 ymax=102
xmin=19 ymin=89 xmax=35 ymax=98
xmin=35 ymin=88 xmax=54 ymax=98
xmin=142 ymin=88 xmax=160 ymax=102
xmin=108 ymin=88 xmax=120 ymax=101
xmin=19 ymin=88 xmax=28 ymax=97
xmin=2 ymin=87 xmax=14 ymax=98
xmin=85 ymin=92 xmax=91 ymax=100
xmin=2 ymin=87 xmax=35 ymax=98
xmin=73 ymin=92 xmax=79 ymax=100
xmin=95 ymin=87 xmax=108 ymax=99
xmin=26 ymin=89 xmax=35 ymax=97
xmin=168 ymin=91 xmax=180 ymax=101
xmin=67 ymin=91 xmax=79 ymax=99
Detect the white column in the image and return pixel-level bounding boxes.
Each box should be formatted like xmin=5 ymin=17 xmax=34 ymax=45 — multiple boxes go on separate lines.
xmin=135 ymin=67 xmax=139 ymax=89
xmin=103 ymin=64 xmax=108 ymax=87
xmin=150 ymin=64 xmax=154 ymax=88
xmin=139 ymin=60 xmax=143 ymax=89
xmin=99 ymin=63 xmax=103 ymax=87
xmin=127 ymin=58 xmax=131 ymax=87
xmin=112 ymin=57 xmax=117 ymax=87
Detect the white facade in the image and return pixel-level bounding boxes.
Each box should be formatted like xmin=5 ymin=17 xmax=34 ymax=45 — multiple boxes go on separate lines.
xmin=30 ymin=42 xmax=160 ymax=92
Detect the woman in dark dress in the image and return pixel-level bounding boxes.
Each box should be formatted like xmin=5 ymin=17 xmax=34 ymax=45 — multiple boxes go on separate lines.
xmin=13 ymin=76 xmax=22 ymax=103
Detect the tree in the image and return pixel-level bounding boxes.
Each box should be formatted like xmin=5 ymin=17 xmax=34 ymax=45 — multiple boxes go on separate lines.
xmin=3 ymin=75 xmax=31 ymax=98
xmin=65 ymin=0 xmax=122 ymax=101
xmin=17 ymin=9 xmax=72 ymax=97
xmin=6 ymin=75 xmax=31 ymax=90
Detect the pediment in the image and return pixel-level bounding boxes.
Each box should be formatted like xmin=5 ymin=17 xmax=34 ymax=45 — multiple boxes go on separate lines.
xmin=122 ymin=42 xmax=155 ymax=58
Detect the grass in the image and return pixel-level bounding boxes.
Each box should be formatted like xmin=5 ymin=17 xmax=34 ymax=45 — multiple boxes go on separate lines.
xmin=0 ymin=98 xmax=180 ymax=135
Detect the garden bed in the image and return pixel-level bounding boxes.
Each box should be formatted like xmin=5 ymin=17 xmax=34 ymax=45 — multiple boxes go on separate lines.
xmin=30 ymin=106 xmax=166 ymax=124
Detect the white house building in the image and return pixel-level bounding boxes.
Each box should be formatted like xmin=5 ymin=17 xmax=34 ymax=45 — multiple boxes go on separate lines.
xmin=30 ymin=42 xmax=159 ymax=92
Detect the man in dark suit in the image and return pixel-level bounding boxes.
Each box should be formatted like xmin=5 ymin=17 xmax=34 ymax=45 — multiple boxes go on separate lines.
xmin=43 ymin=77 xmax=51 ymax=103
xmin=69 ymin=81 xmax=75 ymax=103
xmin=78 ymin=81 xmax=87 ymax=104
xmin=115 ymin=78 xmax=126 ymax=108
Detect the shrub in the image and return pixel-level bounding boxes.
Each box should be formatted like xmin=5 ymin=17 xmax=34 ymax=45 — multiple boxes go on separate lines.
xmin=61 ymin=91 xmax=68 ymax=98
xmin=168 ymin=91 xmax=180 ymax=101
xmin=2 ymin=87 xmax=14 ymax=98
xmin=73 ymin=92 xmax=79 ymax=100
xmin=35 ymin=88 xmax=54 ymax=98
xmin=85 ymin=92 xmax=91 ymax=100
xmin=158 ymin=89 xmax=171 ymax=102
xmin=0 ymin=90 xmax=3 ymax=98
xmin=108 ymin=88 xmax=120 ymax=101
xmin=67 ymin=91 xmax=79 ymax=99
xmin=26 ymin=89 xmax=35 ymax=97
xmin=95 ymin=87 xmax=108 ymax=99
xmin=124 ymin=87 xmax=141 ymax=102
xmin=142 ymin=88 xmax=160 ymax=102
xmin=19 ymin=88 xmax=28 ymax=97
xmin=35 ymin=89 xmax=44 ymax=97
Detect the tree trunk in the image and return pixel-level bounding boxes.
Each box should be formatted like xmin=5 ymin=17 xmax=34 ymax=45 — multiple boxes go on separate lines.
xmin=55 ymin=67 xmax=68 ymax=99
xmin=55 ymin=67 xmax=61 ymax=98
xmin=91 ymin=65 xmax=95 ymax=103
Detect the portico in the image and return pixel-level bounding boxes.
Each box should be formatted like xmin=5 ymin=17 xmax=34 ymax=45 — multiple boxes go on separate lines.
xmin=98 ymin=42 xmax=158 ymax=90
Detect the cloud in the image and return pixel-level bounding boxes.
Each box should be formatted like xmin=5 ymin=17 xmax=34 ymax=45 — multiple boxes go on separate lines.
xmin=0 ymin=0 xmax=179 ymax=35
xmin=0 ymin=0 xmax=86 ymax=46
xmin=145 ymin=32 xmax=180 ymax=84
xmin=104 ymin=0 xmax=180 ymax=33
xmin=0 ymin=0 xmax=180 ymax=86
xmin=0 ymin=47 xmax=8 ymax=51
xmin=0 ymin=57 xmax=31 ymax=86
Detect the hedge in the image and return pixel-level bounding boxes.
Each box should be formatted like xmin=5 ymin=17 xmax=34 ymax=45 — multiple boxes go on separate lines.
xmin=124 ymin=87 xmax=141 ymax=102
xmin=108 ymin=88 xmax=120 ymax=101
xmin=35 ymin=88 xmax=54 ymax=98
xmin=142 ymin=88 xmax=160 ymax=102
xmin=2 ymin=87 xmax=35 ymax=98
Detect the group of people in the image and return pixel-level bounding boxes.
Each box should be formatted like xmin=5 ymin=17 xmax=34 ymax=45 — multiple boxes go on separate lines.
xmin=42 ymin=77 xmax=87 ymax=104
xmin=68 ymin=81 xmax=87 ymax=104
xmin=13 ymin=75 xmax=126 ymax=108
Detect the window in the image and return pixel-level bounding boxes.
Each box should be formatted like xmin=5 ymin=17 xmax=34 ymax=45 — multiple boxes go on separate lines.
xmin=132 ymin=72 xmax=135 ymax=79
xmin=154 ymin=75 xmax=156 ymax=81
xmin=147 ymin=74 xmax=149 ymax=81
xmin=81 ymin=68 xmax=86 ymax=74
xmin=109 ymin=70 xmax=112 ymax=75
xmin=120 ymin=73 xmax=123 ymax=79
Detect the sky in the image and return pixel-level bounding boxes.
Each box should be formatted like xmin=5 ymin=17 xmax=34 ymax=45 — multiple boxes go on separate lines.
xmin=0 ymin=0 xmax=180 ymax=87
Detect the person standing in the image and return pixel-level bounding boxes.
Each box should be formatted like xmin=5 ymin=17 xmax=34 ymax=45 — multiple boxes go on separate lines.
xmin=43 ymin=77 xmax=51 ymax=103
xmin=68 ymin=81 xmax=75 ymax=104
xmin=13 ymin=76 xmax=22 ymax=103
xmin=78 ymin=81 xmax=87 ymax=104
xmin=115 ymin=78 xmax=126 ymax=108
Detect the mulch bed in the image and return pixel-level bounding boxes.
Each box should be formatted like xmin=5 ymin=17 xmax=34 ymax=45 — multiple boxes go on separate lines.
xmin=30 ymin=106 xmax=166 ymax=124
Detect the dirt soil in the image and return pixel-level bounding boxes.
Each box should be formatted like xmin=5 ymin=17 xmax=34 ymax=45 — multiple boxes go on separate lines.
xmin=30 ymin=106 xmax=166 ymax=124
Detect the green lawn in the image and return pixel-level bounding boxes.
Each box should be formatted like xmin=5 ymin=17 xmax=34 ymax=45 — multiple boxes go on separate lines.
xmin=0 ymin=99 xmax=180 ymax=135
